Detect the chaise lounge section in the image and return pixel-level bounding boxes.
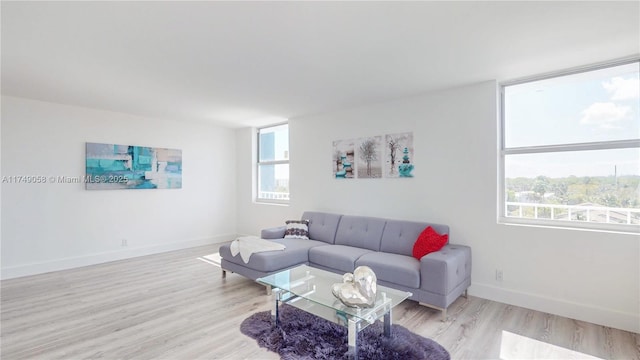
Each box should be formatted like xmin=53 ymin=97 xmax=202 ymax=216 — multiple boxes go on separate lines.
xmin=219 ymin=211 xmax=471 ymax=319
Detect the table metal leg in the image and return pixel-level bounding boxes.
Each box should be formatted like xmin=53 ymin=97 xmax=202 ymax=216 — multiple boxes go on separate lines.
xmin=348 ymin=318 xmax=358 ymax=359
xmin=271 ymin=288 xmax=281 ymax=326
xmin=384 ymin=308 xmax=392 ymax=337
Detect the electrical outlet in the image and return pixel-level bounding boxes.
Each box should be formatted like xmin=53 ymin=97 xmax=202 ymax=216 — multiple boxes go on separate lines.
xmin=496 ymin=269 xmax=503 ymax=282
xmin=121 ymin=239 xmax=128 ymax=247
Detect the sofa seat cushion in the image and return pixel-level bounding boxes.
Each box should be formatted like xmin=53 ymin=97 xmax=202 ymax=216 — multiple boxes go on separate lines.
xmin=356 ymin=252 xmax=420 ymax=289
xmin=219 ymin=238 xmax=325 ymax=272
xmin=308 ymin=245 xmax=373 ymax=273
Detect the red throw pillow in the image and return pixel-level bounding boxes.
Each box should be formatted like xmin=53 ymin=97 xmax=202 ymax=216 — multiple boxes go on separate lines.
xmin=412 ymin=226 xmax=448 ymax=260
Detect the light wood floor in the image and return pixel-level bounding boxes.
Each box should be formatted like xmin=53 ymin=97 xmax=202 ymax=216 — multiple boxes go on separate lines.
xmin=1 ymin=244 xmax=638 ymax=359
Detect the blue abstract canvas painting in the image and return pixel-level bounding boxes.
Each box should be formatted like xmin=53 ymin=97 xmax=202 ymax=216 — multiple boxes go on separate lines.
xmin=86 ymin=142 xmax=182 ymax=190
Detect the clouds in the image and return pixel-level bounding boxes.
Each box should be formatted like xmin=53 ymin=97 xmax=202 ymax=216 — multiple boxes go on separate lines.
xmin=580 ymin=102 xmax=631 ymax=129
xmin=603 ymin=76 xmax=640 ymax=101
xmin=580 ymin=74 xmax=638 ymax=130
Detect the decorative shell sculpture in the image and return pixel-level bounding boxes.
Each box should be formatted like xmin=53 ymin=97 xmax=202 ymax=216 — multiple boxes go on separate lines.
xmin=331 ymin=266 xmax=377 ymax=308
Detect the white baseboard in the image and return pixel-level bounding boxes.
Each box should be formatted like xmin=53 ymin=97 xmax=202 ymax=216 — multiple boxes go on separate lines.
xmin=1 ymin=234 xmax=236 ymax=280
xmin=470 ymin=282 xmax=640 ymax=334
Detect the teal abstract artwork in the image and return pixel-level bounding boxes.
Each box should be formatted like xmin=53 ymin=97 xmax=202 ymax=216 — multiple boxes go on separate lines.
xmin=86 ymin=142 xmax=182 ymax=190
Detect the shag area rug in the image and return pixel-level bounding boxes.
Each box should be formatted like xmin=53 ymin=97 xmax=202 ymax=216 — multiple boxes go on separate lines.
xmin=240 ymin=304 xmax=450 ymax=360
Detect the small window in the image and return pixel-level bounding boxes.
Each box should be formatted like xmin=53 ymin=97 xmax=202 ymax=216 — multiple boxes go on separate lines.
xmin=501 ymin=60 xmax=640 ymax=232
xmin=257 ymin=123 xmax=289 ymax=203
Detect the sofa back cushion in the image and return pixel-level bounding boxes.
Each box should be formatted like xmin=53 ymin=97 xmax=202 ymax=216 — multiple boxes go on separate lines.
xmin=381 ymin=220 xmax=450 ymax=256
xmin=334 ymin=215 xmax=386 ymax=251
xmin=302 ymin=211 xmax=342 ymax=244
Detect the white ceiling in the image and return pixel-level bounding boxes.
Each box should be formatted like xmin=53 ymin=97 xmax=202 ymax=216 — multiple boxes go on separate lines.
xmin=2 ymin=1 xmax=639 ymax=128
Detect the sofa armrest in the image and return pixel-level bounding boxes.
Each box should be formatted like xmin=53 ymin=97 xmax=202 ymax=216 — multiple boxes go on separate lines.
xmin=261 ymin=226 xmax=286 ymax=239
xmin=420 ymin=244 xmax=471 ymax=295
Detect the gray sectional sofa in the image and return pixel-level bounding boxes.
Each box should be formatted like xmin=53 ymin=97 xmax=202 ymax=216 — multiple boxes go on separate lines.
xmin=219 ymin=211 xmax=471 ymax=319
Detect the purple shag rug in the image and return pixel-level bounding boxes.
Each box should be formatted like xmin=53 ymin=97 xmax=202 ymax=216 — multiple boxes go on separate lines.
xmin=240 ymin=304 xmax=450 ymax=360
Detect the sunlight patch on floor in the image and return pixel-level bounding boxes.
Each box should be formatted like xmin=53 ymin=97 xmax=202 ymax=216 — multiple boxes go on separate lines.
xmin=500 ymin=330 xmax=603 ymax=360
xmin=198 ymin=253 xmax=222 ymax=267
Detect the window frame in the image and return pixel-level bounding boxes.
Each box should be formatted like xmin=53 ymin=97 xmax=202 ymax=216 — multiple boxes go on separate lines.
xmin=256 ymin=122 xmax=290 ymax=205
xmin=499 ymin=58 xmax=640 ymax=234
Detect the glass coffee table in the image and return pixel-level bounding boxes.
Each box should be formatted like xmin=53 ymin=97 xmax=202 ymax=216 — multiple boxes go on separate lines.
xmin=257 ymin=265 xmax=412 ymax=359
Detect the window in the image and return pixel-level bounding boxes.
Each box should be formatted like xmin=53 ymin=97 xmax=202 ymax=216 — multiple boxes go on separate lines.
xmin=257 ymin=123 xmax=289 ymax=203
xmin=501 ymin=60 xmax=640 ymax=232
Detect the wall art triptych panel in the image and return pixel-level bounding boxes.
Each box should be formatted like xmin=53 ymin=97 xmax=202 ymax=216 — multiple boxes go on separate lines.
xmin=385 ymin=132 xmax=414 ymax=178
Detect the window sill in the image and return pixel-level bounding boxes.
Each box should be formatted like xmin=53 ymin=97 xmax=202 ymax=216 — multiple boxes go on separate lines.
xmin=498 ymin=217 xmax=639 ymax=235
xmin=254 ymin=200 xmax=290 ymax=207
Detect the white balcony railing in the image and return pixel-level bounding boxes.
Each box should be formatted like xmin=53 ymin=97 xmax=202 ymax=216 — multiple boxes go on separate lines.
xmin=259 ymin=191 xmax=290 ymax=201
xmin=505 ymin=202 xmax=640 ymax=225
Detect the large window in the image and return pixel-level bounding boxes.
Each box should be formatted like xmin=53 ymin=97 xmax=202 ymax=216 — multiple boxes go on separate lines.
xmin=501 ymin=60 xmax=640 ymax=232
xmin=257 ymin=123 xmax=289 ymax=203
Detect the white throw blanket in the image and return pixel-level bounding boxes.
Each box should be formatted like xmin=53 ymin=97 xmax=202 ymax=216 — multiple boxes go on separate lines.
xmin=230 ymin=236 xmax=286 ymax=263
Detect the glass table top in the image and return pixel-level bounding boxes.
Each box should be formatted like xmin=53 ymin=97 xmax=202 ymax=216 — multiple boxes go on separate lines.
xmin=258 ymin=265 xmax=412 ymax=323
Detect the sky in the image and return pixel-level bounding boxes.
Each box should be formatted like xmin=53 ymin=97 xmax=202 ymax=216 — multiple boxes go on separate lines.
xmin=260 ymin=124 xmax=289 ymax=180
xmin=504 ymin=61 xmax=639 ymax=178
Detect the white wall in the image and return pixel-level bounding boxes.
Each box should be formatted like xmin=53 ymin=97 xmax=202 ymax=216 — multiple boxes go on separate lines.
xmin=1 ymin=96 xmax=237 ymax=278
xmin=235 ymin=81 xmax=640 ymax=333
